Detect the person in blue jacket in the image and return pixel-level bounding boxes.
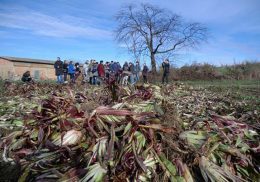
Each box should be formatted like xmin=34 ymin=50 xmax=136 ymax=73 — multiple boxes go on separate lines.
xmin=68 ymin=61 xmax=75 ymax=83
xmin=109 ymin=61 xmax=114 ymax=73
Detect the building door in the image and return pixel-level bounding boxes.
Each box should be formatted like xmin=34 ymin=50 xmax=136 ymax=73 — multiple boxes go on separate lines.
xmin=34 ymin=70 xmax=40 ymax=80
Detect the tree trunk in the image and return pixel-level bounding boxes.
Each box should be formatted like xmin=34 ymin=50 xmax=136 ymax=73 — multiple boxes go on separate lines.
xmin=151 ymin=53 xmax=156 ymax=74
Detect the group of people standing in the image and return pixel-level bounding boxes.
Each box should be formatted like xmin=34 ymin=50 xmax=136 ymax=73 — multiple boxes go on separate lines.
xmin=54 ymin=57 xmax=170 ymax=85
xmin=82 ymin=60 xmax=149 ymax=85
xmin=54 ymin=57 xmax=81 ymax=84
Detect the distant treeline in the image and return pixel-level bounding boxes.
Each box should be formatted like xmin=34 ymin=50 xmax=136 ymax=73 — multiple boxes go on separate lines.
xmin=158 ymin=61 xmax=260 ymax=81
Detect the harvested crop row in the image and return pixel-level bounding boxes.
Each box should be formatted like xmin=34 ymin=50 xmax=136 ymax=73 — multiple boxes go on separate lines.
xmin=0 ymin=82 xmax=259 ymax=181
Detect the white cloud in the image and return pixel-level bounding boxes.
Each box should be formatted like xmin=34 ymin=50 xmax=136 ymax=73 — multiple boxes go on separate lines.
xmin=0 ymin=6 xmax=112 ymax=39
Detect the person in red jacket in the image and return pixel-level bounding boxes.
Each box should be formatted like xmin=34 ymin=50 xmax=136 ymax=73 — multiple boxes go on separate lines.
xmin=97 ymin=60 xmax=105 ymax=84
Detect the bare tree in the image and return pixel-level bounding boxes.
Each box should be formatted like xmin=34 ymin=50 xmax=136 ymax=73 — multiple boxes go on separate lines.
xmin=115 ymin=3 xmax=208 ymax=73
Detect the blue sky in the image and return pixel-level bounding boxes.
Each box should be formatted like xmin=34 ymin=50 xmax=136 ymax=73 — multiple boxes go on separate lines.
xmin=0 ymin=0 xmax=259 ymax=67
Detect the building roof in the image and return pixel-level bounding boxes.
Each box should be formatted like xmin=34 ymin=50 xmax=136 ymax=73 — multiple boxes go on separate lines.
xmin=0 ymin=56 xmax=55 ymax=65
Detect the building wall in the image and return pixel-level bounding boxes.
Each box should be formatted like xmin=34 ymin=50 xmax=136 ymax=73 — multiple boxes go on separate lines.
xmin=13 ymin=62 xmax=56 ymax=80
xmin=0 ymin=58 xmax=56 ymax=80
xmin=0 ymin=58 xmax=15 ymax=79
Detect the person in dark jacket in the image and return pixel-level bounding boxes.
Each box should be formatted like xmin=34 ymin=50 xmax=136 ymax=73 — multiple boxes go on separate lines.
xmin=121 ymin=62 xmax=130 ymax=85
xmin=142 ymin=63 xmax=149 ymax=83
xmin=63 ymin=60 xmax=68 ymax=83
xmin=128 ymin=62 xmax=135 ymax=84
xmin=88 ymin=60 xmax=94 ymax=84
xmin=54 ymin=57 xmax=63 ymax=83
xmin=123 ymin=62 xmax=129 ymax=71
xmin=117 ymin=62 xmax=122 ymax=70
xmin=113 ymin=62 xmax=119 ymax=73
xmin=134 ymin=61 xmax=141 ymax=82
xmin=105 ymin=62 xmax=110 ymax=79
xmin=116 ymin=62 xmax=122 ymax=83
xmin=68 ymin=61 xmax=75 ymax=83
xmin=162 ymin=59 xmax=170 ymax=84
xmin=74 ymin=62 xmax=81 ymax=81
xmin=21 ymin=71 xmax=32 ymax=82
xmin=92 ymin=62 xmax=98 ymax=85
xmin=109 ymin=61 xmax=114 ymax=73
xmin=112 ymin=62 xmax=119 ymax=83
